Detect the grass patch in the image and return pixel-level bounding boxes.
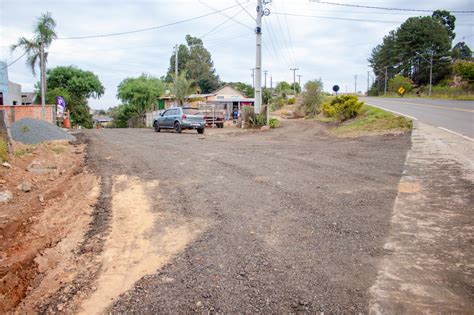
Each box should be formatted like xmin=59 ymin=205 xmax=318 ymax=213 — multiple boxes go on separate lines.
xmin=14 ymin=145 xmax=35 ymax=157
xmin=0 ymin=139 xmax=8 ymax=162
xmin=330 ymin=105 xmax=412 ymax=137
xmin=49 ymin=145 xmax=65 ymax=154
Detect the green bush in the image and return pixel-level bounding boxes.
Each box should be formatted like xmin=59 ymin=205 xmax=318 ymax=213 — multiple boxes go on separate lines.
xmin=322 ymin=95 xmax=364 ymax=121
xmin=249 ymin=114 xmax=267 ymax=127
xmin=388 ymin=75 xmax=413 ymax=95
xmin=453 ymin=60 xmax=474 ymax=85
xmin=287 ymin=97 xmax=296 ymax=105
xmin=322 ymin=103 xmax=336 ymax=117
xmin=269 ymin=118 xmax=280 ymax=128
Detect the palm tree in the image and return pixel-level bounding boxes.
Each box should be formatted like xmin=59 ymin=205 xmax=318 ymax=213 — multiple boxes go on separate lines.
xmin=172 ymin=71 xmax=195 ymax=106
xmin=11 ymin=12 xmax=56 ymax=119
xmin=11 ymin=12 xmax=57 ymax=75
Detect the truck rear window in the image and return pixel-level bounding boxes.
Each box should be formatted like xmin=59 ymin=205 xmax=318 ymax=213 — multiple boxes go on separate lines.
xmin=183 ymin=108 xmax=200 ymax=115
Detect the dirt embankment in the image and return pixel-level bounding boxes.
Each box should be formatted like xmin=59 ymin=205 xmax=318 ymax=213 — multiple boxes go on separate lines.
xmin=0 ymin=140 xmax=99 ymax=313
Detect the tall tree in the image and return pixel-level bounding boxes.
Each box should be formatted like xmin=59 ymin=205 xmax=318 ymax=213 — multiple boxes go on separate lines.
xmin=11 ymin=12 xmax=57 ymax=75
xmin=369 ymin=12 xmax=453 ymax=88
xmin=432 ymin=10 xmax=456 ymax=40
xmin=452 ymin=42 xmax=473 ymax=60
xmin=165 ymin=35 xmax=220 ymax=93
xmin=226 ymin=82 xmax=254 ymax=97
xmin=165 ymin=44 xmax=190 ymax=82
xmin=117 ymin=74 xmax=164 ymax=116
xmin=47 ymin=66 xmax=105 ymax=128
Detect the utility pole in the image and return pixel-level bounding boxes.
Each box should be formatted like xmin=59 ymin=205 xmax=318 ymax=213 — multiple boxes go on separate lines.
xmin=255 ymin=0 xmax=263 ymax=114
xmin=429 ymin=50 xmax=433 ymax=97
xmin=270 ymin=76 xmax=273 ymax=90
xmin=263 ymin=70 xmax=268 ymax=88
xmin=250 ymin=68 xmax=255 ymax=89
xmin=40 ymin=41 xmax=46 ymax=121
xmin=354 ymin=75 xmax=358 ymax=94
xmin=367 ymin=71 xmax=370 ymax=95
xmin=174 ymin=44 xmax=178 ymax=79
xmin=384 ymin=67 xmax=388 ymax=95
xmin=297 ymin=74 xmax=303 ymax=92
xmin=290 ymin=67 xmax=299 ymax=95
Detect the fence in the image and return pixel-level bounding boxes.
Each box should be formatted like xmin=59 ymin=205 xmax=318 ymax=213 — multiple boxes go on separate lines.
xmin=0 ymin=105 xmax=55 ymax=125
xmin=145 ymin=111 xmax=162 ymax=128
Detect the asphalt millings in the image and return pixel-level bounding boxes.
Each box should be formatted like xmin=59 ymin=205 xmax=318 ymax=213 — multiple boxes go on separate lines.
xmin=11 ymin=118 xmax=76 ymax=144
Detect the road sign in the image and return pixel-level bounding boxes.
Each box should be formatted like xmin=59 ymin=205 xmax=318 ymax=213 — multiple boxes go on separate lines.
xmin=398 ymin=87 xmax=406 ymax=95
xmin=332 ymin=85 xmax=340 ymax=92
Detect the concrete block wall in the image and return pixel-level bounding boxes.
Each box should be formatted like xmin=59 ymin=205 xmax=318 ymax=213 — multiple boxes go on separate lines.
xmin=0 ymin=105 xmax=55 ymax=126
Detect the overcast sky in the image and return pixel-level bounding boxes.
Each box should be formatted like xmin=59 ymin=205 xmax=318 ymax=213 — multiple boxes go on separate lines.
xmin=1 ymin=0 xmax=473 ymax=109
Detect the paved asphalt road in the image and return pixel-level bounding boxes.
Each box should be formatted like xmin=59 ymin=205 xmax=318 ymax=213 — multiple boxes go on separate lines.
xmin=360 ymin=97 xmax=474 ymax=139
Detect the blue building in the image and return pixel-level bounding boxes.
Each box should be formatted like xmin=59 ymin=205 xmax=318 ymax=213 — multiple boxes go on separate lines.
xmin=0 ymin=61 xmax=8 ymax=105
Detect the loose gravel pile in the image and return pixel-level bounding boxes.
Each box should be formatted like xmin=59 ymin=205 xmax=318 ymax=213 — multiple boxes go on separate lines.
xmin=11 ymin=118 xmax=76 ymax=144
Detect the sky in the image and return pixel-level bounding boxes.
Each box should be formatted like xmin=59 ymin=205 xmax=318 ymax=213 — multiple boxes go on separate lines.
xmin=1 ymin=0 xmax=473 ymax=110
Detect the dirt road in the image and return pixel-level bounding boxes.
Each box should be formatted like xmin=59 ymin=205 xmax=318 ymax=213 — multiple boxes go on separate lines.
xmin=83 ymin=121 xmax=410 ymax=313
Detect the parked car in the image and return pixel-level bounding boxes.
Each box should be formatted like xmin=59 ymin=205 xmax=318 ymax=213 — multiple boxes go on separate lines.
xmin=153 ymin=107 xmax=205 ymax=134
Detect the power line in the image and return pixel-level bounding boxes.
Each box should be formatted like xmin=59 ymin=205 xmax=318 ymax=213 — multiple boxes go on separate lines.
xmin=309 ymin=0 xmax=474 ymax=14
xmin=281 ymin=0 xmax=297 ymax=66
xmin=0 ymin=51 xmax=28 ymax=70
xmin=236 ymin=0 xmax=256 ymax=22
xmin=273 ymin=12 xmax=402 ymax=24
xmin=200 ymin=7 xmax=245 ymax=38
xmin=273 ymin=2 xmax=293 ymax=63
xmin=263 ymin=18 xmax=288 ymax=66
xmin=198 ymin=0 xmax=253 ymax=31
xmin=57 ymin=3 xmax=246 ymax=40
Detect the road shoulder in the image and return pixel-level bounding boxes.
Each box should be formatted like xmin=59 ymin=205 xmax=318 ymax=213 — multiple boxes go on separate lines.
xmin=369 ymin=122 xmax=474 ymax=313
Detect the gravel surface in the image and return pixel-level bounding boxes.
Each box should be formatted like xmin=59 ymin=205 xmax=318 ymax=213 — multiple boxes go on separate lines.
xmin=84 ymin=120 xmax=411 ymax=313
xmin=11 ymin=118 xmax=76 ymax=144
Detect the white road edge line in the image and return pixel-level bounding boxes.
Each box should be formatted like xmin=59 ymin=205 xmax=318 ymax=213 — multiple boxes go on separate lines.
xmin=437 ymin=127 xmax=474 ymax=142
xmin=364 ymin=103 xmax=418 ymax=120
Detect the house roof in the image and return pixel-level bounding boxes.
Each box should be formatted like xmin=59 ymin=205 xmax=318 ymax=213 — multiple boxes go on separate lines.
xmin=208 ymin=98 xmax=254 ymax=103
xmin=211 ymin=84 xmax=245 ymax=97
xmin=187 ymin=93 xmax=215 ymax=99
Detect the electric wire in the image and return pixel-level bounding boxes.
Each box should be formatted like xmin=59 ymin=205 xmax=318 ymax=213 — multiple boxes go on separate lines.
xmin=200 ymin=7 xmax=245 ymax=39
xmin=281 ymin=0 xmax=297 ymax=67
xmin=263 ymin=18 xmax=285 ymax=66
xmin=57 ymin=2 xmax=246 ymax=40
xmin=273 ymin=12 xmax=403 ymax=24
xmin=310 ymin=0 xmax=474 ymax=14
xmin=273 ymin=1 xmax=293 ymax=65
xmin=0 ymin=51 xmax=28 ymax=70
xmin=198 ymin=0 xmax=253 ymax=31
xmin=236 ymin=0 xmax=256 ymax=21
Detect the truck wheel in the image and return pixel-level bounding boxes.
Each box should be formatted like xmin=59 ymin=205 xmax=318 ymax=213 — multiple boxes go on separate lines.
xmin=174 ymin=122 xmax=182 ymax=133
xmin=197 ymin=128 xmax=205 ymax=134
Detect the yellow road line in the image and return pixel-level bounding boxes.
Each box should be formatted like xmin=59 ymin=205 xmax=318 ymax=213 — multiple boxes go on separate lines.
xmin=372 ymin=99 xmax=474 ymax=113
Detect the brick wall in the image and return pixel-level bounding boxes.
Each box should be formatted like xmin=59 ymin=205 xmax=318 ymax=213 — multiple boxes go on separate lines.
xmin=0 ymin=105 xmax=55 ymax=126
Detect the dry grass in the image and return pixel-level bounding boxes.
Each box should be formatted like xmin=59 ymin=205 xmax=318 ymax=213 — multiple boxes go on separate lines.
xmin=0 ymin=139 xmax=8 ymax=162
